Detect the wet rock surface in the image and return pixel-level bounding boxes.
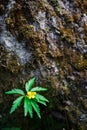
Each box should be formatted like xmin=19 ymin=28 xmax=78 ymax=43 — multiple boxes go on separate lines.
xmin=0 ymin=0 xmax=87 ymax=129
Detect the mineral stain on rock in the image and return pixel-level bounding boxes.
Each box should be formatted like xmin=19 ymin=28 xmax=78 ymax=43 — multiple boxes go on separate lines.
xmin=0 ymin=0 xmax=87 ymax=130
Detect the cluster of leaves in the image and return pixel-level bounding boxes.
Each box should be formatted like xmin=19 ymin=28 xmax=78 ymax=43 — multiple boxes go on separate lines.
xmin=5 ymin=77 xmax=49 ymax=118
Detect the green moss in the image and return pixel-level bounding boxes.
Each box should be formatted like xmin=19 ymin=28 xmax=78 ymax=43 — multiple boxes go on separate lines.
xmin=19 ymin=24 xmax=37 ymax=39
xmin=76 ymin=55 xmax=87 ymax=70
xmin=6 ymin=55 xmax=21 ymax=73
xmin=60 ymin=28 xmax=75 ymax=44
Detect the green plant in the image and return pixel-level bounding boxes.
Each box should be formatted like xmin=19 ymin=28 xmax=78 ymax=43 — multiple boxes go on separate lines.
xmin=2 ymin=127 xmax=20 ymax=130
xmin=5 ymin=77 xmax=49 ymax=118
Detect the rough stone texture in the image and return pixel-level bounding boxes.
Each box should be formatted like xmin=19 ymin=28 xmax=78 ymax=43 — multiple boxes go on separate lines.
xmin=0 ymin=0 xmax=87 ymax=129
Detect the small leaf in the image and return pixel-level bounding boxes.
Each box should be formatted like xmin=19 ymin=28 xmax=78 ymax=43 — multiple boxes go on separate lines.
xmin=31 ymin=87 xmax=47 ymax=92
xmin=38 ymin=100 xmax=47 ymax=106
xmin=35 ymin=98 xmax=47 ymax=106
xmin=5 ymin=89 xmax=25 ymax=95
xmin=24 ymin=97 xmax=33 ymax=118
xmin=24 ymin=97 xmax=28 ymax=116
xmin=10 ymin=96 xmax=24 ymax=114
xmin=35 ymin=94 xmax=49 ymax=102
xmin=31 ymin=100 xmax=41 ymax=118
xmin=25 ymin=77 xmax=35 ymax=92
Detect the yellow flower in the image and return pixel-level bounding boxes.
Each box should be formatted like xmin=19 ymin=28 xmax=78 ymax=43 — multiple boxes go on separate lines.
xmin=27 ymin=91 xmax=36 ymax=99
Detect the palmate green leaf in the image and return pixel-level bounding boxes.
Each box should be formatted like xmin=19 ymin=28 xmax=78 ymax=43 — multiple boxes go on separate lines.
xmin=35 ymin=98 xmax=47 ymax=106
xmin=24 ymin=97 xmax=28 ymax=116
xmin=35 ymin=94 xmax=49 ymax=103
xmin=31 ymin=100 xmax=41 ymax=118
xmin=5 ymin=89 xmax=25 ymax=96
xmin=38 ymin=100 xmax=47 ymax=106
xmin=10 ymin=96 xmax=24 ymax=114
xmin=24 ymin=97 xmax=33 ymax=118
xmin=31 ymin=87 xmax=47 ymax=92
xmin=25 ymin=77 xmax=35 ymax=92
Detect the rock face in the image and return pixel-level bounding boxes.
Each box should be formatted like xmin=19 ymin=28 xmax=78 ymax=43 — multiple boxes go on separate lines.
xmin=0 ymin=0 xmax=87 ymax=129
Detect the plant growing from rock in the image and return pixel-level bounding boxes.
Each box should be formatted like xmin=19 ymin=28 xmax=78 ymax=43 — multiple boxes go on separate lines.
xmin=5 ymin=77 xmax=49 ymax=118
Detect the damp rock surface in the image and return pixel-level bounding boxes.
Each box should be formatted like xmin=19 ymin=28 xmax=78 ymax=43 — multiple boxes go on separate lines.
xmin=0 ymin=0 xmax=87 ymax=130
